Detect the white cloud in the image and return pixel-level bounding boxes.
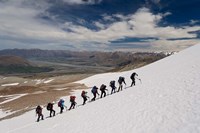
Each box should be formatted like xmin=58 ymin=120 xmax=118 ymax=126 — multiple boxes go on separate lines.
xmin=190 ymin=20 xmax=199 ymax=25
xmin=0 ymin=1 xmax=199 ymax=51
xmin=62 ymin=0 xmax=102 ymax=5
xmin=63 ymin=7 xmax=200 ymax=50
xmin=94 ymin=21 xmax=106 ymax=29
xmin=149 ymin=39 xmax=200 ymax=51
xmin=0 ymin=1 xmax=68 ymax=42
xmin=102 ymin=14 xmax=116 ymax=21
xmin=67 ymin=8 xmax=199 ymax=43
xmin=162 ymin=12 xmax=171 ymax=17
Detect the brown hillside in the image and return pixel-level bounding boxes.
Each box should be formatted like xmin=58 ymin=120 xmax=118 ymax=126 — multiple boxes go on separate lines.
xmin=0 ymin=56 xmax=31 ymax=66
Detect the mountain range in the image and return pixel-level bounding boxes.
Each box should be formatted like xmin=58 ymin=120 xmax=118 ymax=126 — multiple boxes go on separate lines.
xmin=0 ymin=49 xmax=169 ymax=70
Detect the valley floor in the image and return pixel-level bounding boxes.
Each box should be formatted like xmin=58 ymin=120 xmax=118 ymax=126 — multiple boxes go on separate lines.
xmin=0 ymin=74 xmax=91 ymax=121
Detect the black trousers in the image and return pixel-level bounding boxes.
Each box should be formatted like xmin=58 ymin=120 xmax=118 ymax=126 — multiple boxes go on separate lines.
xmin=111 ymin=86 xmax=116 ymax=94
xmin=91 ymin=93 xmax=97 ymax=101
xmin=100 ymin=91 xmax=106 ymax=98
xmin=118 ymin=84 xmax=123 ymax=92
xmin=37 ymin=113 xmax=44 ymax=122
xmin=69 ymin=102 xmax=76 ymax=110
xmin=131 ymin=79 xmax=135 ymax=86
xmin=50 ymin=109 xmax=55 ymax=117
xmin=60 ymin=106 xmax=64 ymax=114
xmin=82 ymin=96 xmax=87 ymax=105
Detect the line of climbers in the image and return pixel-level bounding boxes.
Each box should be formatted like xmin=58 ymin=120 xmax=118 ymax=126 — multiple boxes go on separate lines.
xmin=35 ymin=72 xmax=140 ymax=122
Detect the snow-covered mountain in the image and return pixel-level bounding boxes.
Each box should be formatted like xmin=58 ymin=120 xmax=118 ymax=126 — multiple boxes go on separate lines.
xmin=1 ymin=44 xmax=200 ymax=133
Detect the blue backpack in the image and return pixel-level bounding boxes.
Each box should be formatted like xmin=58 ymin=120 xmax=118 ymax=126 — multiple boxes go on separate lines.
xmin=110 ymin=81 xmax=115 ymax=87
xmin=91 ymin=86 xmax=97 ymax=93
xmin=58 ymin=99 xmax=64 ymax=107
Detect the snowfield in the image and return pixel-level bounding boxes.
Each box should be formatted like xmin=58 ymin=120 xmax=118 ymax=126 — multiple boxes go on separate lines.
xmin=0 ymin=44 xmax=200 ymax=133
xmin=1 ymin=83 xmax=19 ymax=87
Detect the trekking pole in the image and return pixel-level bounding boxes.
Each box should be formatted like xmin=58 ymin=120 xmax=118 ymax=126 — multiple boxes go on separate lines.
xmin=106 ymin=90 xmax=109 ymax=96
xmin=139 ymin=78 xmax=142 ymax=84
xmin=136 ymin=77 xmax=142 ymax=84
xmin=88 ymin=96 xmax=90 ymax=101
xmin=64 ymin=105 xmax=68 ymax=111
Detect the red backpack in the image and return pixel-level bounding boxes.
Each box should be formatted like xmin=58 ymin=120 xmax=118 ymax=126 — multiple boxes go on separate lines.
xmin=81 ymin=91 xmax=86 ymax=97
xmin=70 ymin=96 xmax=76 ymax=102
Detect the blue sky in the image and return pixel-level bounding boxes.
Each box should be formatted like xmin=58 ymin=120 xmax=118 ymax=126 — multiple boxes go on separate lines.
xmin=0 ymin=0 xmax=200 ymax=52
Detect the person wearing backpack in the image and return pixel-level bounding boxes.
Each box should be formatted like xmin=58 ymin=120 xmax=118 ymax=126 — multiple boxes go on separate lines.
xmin=69 ymin=96 xmax=77 ymax=110
xmin=130 ymin=72 xmax=138 ymax=86
xmin=47 ymin=102 xmax=55 ymax=117
xmin=35 ymin=105 xmax=44 ymax=122
xmin=100 ymin=84 xmax=108 ymax=98
xmin=81 ymin=91 xmax=90 ymax=105
xmin=118 ymin=76 xmax=126 ymax=92
xmin=91 ymin=86 xmax=99 ymax=101
xmin=58 ymin=99 xmax=65 ymax=114
xmin=110 ymin=80 xmax=116 ymax=94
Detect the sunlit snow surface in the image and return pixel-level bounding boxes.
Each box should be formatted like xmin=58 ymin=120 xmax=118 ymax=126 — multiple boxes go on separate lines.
xmin=1 ymin=83 xmax=19 ymax=87
xmin=1 ymin=44 xmax=200 ymax=133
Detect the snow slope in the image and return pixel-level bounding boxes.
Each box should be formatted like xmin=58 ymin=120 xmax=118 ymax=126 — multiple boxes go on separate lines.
xmin=1 ymin=44 xmax=200 ymax=133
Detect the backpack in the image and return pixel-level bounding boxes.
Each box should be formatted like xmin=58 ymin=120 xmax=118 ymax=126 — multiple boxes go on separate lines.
xmin=70 ymin=96 xmax=76 ymax=102
xmin=81 ymin=91 xmax=86 ymax=97
xmin=110 ymin=81 xmax=115 ymax=87
xmin=118 ymin=77 xmax=124 ymax=83
xmin=36 ymin=105 xmax=42 ymax=114
xmin=91 ymin=86 xmax=97 ymax=93
xmin=58 ymin=99 xmax=63 ymax=107
xmin=100 ymin=84 xmax=106 ymax=91
xmin=47 ymin=103 xmax=52 ymax=110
